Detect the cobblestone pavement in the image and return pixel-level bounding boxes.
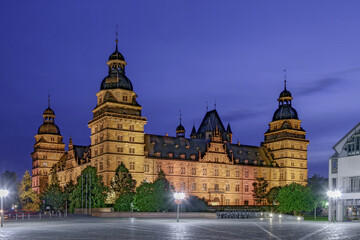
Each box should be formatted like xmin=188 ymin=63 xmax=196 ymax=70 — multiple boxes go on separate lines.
xmin=1 ymin=216 xmax=360 ymax=240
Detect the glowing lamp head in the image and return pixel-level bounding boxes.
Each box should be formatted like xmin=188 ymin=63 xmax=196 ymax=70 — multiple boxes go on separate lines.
xmin=173 ymin=192 xmax=185 ymax=200
xmin=297 ymin=217 xmax=301 ymax=221
xmin=0 ymin=189 xmax=9 ymax=198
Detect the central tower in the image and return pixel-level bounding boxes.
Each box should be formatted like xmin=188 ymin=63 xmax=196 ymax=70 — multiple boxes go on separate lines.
xmin=88 ymin=39 xmax=147 ymax=186
xmin=262 ymin=80 xmax=309 ymax=185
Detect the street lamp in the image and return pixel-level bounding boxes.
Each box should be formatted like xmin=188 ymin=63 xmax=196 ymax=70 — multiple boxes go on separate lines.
xmin=0 ymin=189 xmax=9 ymax=227
xmin=174 ymin=192 xmax=185 ymax=222
xmin=327 ymin=190 xmax=341 ymax=223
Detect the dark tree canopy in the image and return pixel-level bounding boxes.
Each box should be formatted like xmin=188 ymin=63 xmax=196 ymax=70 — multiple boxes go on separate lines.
xmin=69 ymin=166 xmax=107 ymax=212
xmin=277 ymin=183 xmax=315 ymax=215
xmin=252 ymin=177 xmax=269 ymax=205
xmin=111 ymin=162 xmax=136 ymax=199
xmin=18 ymin=171 xmax=39 ymax=211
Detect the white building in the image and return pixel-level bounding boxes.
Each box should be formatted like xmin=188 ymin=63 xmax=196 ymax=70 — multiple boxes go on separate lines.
xmin=329 ymin=122 xmax=360 ymax=222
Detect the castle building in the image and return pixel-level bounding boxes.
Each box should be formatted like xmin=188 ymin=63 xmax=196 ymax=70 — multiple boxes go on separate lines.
xmin=32 ymin=40 xmax=309 ymax=204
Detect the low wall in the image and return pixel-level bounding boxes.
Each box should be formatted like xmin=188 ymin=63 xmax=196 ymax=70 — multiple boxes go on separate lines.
xmin=74 ymin=208 xmax=114 ymax=215
xmin=92 ymin=211 xmax=217 ymax=218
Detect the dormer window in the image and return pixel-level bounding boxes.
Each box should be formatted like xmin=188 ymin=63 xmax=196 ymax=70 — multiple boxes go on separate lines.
xmin=168 ymin=153 xmax=173 ymax=158
xmin=180 ymin=153 xmax=185 ymax=159
xmin=155 ymin=151 xmax=161 ymax=157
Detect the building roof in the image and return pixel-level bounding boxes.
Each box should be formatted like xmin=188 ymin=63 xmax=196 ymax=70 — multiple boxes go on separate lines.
xmin=144 ymin=134 xmax=272 ymax=166
xmin=37 ymin=123 xmax=61 ymax=135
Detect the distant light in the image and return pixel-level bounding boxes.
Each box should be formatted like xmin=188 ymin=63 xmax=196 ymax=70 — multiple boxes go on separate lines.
xmin=269 ymin=213 xmax=273 ymax=217
xmin=0 ymin=190 xmax=9 ymax=197
xmin=326 ymin=202 xmax=329 ymax=206
xmin=297 ymin=217 xmax=301 ymax=221
xmin=174 ymin=192 xmax=185 ymax=200
xmin=279 ymin=215 xmax=282 ymax=218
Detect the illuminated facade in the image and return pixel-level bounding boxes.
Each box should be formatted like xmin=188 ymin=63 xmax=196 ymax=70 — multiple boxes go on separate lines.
xmin=32 ymin=41 xmax=308 ymax=204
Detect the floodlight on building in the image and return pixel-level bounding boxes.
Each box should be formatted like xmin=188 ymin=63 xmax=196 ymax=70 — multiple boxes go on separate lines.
xmin=327 ymin=190 xmax=342 ymax=223
xmin=269 ymin=213 xmax=273 ymax=217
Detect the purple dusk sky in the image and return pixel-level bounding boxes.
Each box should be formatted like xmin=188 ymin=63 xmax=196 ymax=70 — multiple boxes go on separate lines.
xmin=1 ymin=0 xmax=360 ymax=178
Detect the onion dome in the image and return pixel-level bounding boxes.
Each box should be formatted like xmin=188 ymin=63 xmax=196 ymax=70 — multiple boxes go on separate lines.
xmin=37 ymin=106 xmax=61 ymax=135
xmin=100 ymin=39 xmax=132 ymax=91
xmin=272 ymin=79 xmax=298 ymax=121
xmin=176 ymin=112 xmax=186 ymax=137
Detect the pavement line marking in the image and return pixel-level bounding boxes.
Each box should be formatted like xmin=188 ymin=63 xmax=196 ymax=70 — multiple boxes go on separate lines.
xmin=297 ymin=225 xmax=330 ymax=240
xmin=252 ymin=221 xmax=282 ymax=240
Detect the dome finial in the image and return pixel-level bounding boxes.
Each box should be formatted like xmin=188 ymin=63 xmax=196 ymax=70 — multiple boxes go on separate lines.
xmin=115 ymin=24 xmax=119 ymax=51
xmin=179 ymin=109 xmax=182 ymax=124
xmin=283 ymin=69 xmax=287 ymax=90
xmin=48 ymin=94 xmax=51 ymax=108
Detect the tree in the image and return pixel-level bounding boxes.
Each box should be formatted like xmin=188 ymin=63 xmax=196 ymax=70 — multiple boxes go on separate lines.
xmin=18 ymin=171 xmax=40 ymax=211
xmin=266 ymin=186 xmax=281 ymax=206
xmin=110 ymin=162 xmax=136 ymax=199
xmin=133 ymin=170 xmax=174 ymax=212
xmin=41 ymin=174 xmax=63 ymax=211
xmin=0 ymin=171 xmax=18 ymax=209
xmin=276 ymin=183 xmax=315 ymax=215
xmin=114 ymin=193 xmax=135 ymax=212
xmin=69 ymin=166 xmax=107 ymax=213
xmin=252 ymin=177 xmax=269 ymax=205
xmin=308 ymin=174 xmax=328 ymax=220
xmin=183 ymin=196 xmax=208 ymax=212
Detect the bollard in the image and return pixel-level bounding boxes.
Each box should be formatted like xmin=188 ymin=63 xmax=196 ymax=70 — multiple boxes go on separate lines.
xmin=16 ymin=214 xmax=17 ymax=220
xmin=28 ymin=213 xmax=30 ymax=220
xmin=39 ymin=212 xmax=41 ymax=219
xmin=22 ymin=213 xmax=24 ymax=220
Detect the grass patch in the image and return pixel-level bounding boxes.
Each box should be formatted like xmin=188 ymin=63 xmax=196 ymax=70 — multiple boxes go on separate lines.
xmin=304 ymin=215 xmax=328 ymax=221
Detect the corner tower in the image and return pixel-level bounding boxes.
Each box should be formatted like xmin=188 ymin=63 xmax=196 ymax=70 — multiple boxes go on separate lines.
xmin=31 ymin=101 xmax=65 ymax=193
xmin=262 ymin=80 xmax=309 ymax=185
xmin=88 ymin=39 xmax=147 ymax=186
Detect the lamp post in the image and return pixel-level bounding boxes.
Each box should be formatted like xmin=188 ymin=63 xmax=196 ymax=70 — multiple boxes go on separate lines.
xmin=174 ymin=192 xmax=185 ymax=222
xmin=327 ymin=190 xmax=341 ymax=223
xmin=0 ymin=189 xmax=9 ymax=227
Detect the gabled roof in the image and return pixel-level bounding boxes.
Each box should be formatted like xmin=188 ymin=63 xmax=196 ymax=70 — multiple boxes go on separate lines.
xmin=197 ymin=109 xmax=226 ymax=136
xmin=73 ymin=145 xmax=91 ymax=164
xmin=333 ymin=122 xmax=360 ymax=154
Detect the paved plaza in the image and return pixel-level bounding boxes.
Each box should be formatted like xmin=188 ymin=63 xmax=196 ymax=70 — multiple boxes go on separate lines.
xmin=1 ymin=216 xmax=360 ymax=240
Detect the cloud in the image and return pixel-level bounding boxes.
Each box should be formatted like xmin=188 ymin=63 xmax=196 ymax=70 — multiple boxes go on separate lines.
xmin=222 ymin=109 xmax=264 ymax=122
xmin=297 ymin=77 xmax=343 ymax=95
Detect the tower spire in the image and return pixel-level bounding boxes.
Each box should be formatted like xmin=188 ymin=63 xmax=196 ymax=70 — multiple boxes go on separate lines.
xmin=115 ymin=24 xmax=119 ymax=51
xmin=283 ymin=69 xmax=287 ymax=90
xmin=48 ymin=94 xmax=50 ymax=108
xmin=179 ymin=109 xmax=182 ymax=124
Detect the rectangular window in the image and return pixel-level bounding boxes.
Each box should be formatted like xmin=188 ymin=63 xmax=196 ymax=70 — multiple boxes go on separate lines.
xmin=245 ymin=184 xmax=249 ymax=192
xmin=203 ymin=168 xmax=207 ymax=176
xmin=130 ymin=162 xmax=135 ymax=170
xmin=226 ymin=184 xmax=230 ymax=191
xmin=235 ymin=199 xmax=240 ymax=205
xmin=100 ymin=147 xmax=103 ymax=154
xmin=180 ymin=182 xmax=185 ymax=191
xmin=331 ymin=159 xmax=338 ymax=173
xmin=117 ymin=146 xmax=123 ymax=153
xmin=191 ymin=183 xmax=196 ymax=191
xmin=94 ymin=149 xmax=98 ymax=156
xmin=181 ymin=167 xmax=186 ymax=174
xmin=100 ymin=135 xmax=104 ymax=142
xmin=130 ymin=125 xmax=135 ymax=131
xmin=236 ymin=170 xmax=240 ymax=178
xmin=156 ymin=164 xmax=161 ymax=173
xmin=123 ymin=96 xmax=128 ymax=101
xmin=144 ymin=164 xmax=149 ymax=172
xmin=129 ymin=148 xmax=135 ymax=154
xmin=244 ymin=170 xmax=249 ymax=178
xmin=129 ymin=136 xmax=135 ymax=142
xmin=280 ymin=172 xmax=284 ymax=180
xmin=300 ymin=173 xmax=304 ymax=180
xmin=291 ymin=162 xmax=295 ymax=167
xmin=42 ymin=162 xmax=47 ymax=166
xmin=100 ymin=161 xmax=103 ymax=170
xmin=202 ymin=183 xmax=207 ymax=191
xmin=291 ymin=173 xmax=295 ymax=179
xmin=332 ymin=178 xmax=337 ymax=189
xmin=226 ymin=169 xmax=230 ymax=177
xmin=168 ymin=166 xmax=173 ymax=174
xmin=254 ymin=171 xmax=257 ymax=178
xmin=235 ymin=184 xmax=240 ymax=192
xmin=191 ymin=168 xmax=196 ymax=175
xmin=273 ymin=172 xmax=277 ymax=179
xmin=118 ymin=135 xmax=123 ymax=141
xmin=225 ymin=199 xmax=230 ymax=205
xmin=117 ymin=124 xmax=123 ymax=129
xmin=215 ymin=157 xmax=219 ymax=162
xmin=214 ymin=169 xmax=219 ymax=176
xmin=214 ymin=184 xmax=219 ymax=191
